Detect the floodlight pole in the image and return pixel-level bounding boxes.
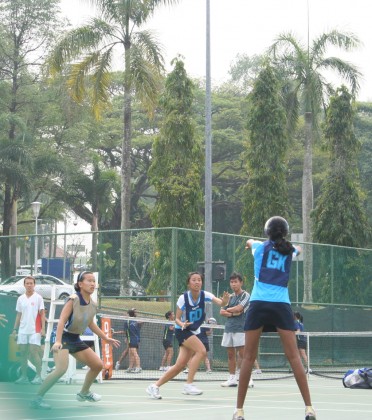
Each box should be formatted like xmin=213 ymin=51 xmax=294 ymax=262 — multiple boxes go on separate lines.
xmin=204 ymin=0 xmax=213 ymax=303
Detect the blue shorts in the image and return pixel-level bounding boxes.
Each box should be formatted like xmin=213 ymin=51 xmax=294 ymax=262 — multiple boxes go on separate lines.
xmin=175 ymin=329 xmax=195 ymax=346
xmin=61 ymin=332 xmax=90 ymax=354
xmin=244 ymin=301 xmax=296 ymax=332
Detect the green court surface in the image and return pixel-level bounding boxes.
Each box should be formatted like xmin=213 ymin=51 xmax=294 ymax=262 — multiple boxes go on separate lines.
xmin=1 ymin=376 xmax=371 ymax=420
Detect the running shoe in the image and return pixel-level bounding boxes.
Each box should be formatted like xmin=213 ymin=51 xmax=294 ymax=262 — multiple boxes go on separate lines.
xmin=30 ymin=397 xmax=51 ymax=410
xmin=232 ymin=408 xmax=245 ymax=420
xmin=305 ymin=406 xmax=316 ymax=419
xmin=206 ymin=369 xmax=212 ymax=374
xmin=15 ymin=376 xmax=29 ymax=384
xmin=115 ymin=361 xmax=120 ymax=371
xmin=253 ymin=369 xmax=262 ymax=374
xmin=221 ymin=375 xmax=238 ymax=387
xmin=249 ymin=378 xmax=254 ymax=388
xmin=133 ymin=367 xmax=142 ymax=373
xmin=183 ymin=368 xmax=189 ymax=374
xmin=182 ymin=383 xmax=203 ymax=395
xmin=126 ymin=367 xmax=134 ymax=373
xmin=76 ymin=391 xmax=102 ymax=402
xmin=31 ymin=375 xmax=42 ymax=385
xmin=159 ymin=366 xmax=165 ymax=371
xmin=146 ymin=384 xmax=162 ymax=399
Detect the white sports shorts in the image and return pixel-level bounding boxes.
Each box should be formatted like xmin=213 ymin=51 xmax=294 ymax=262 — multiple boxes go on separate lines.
xmin=221 ymin=332 xmax=245 ymax=348
xmin=17 ymin=332 xmax=41 ymax=346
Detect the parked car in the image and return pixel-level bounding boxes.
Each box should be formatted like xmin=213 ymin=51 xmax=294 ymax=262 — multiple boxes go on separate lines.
xmin=100 ymin=279 xmax=146 ymax=299
xmin=0 ymin=275 xmax=73 ymax=300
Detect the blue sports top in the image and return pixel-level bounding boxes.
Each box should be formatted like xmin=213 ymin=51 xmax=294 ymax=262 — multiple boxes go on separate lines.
xmin=123 ymin=319 xmax=141 ymax=343
xmin=175 ymin=290 xmax=215 ymax=335
xmin=250 ymin=240 xmax=299 ymax=304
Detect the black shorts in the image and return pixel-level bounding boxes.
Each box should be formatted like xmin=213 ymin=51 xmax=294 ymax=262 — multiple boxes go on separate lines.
xmin=244 ymin=301 xmax=296 ymax=332
xmin=175 ymin=329 xmax=195 ymax=346
xmin=61 ymin=332 xmax=90 ymax=354
xmin=201 ymin=341 xmax=209 ymax=352
xmin=128 ymin=342 xmax=139 ymax=349
xmin=162 ymin=339 xmax=173 ymax=350
xmin=297 ymin=340 xmax=307 ymax=350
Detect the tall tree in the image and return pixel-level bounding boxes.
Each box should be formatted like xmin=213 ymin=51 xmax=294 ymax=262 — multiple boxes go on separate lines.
xmin=312 ymin=86 xmax=370 ymax=304
xmin=269 ymin=30 xmax=361 ymax=302
xmin=241 ymin=64 xmax=290 ymax=236
xmin=313 ymin=86 xmax=370 ymax=247
xmin=49 ymin=0 xmax=179 ymax=293
xmin=0 ymin=0 xmax=61 ymax=276
xmin=148 ymin=57 xmax=203 ymax=293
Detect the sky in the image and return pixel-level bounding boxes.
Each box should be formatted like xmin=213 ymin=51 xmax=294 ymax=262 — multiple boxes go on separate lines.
xmin=60 ymin=0 xmax=372 ymax=101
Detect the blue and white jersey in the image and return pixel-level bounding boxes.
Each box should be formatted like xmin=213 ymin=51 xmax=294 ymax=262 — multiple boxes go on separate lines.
xmin=250 ymin=240 xmax=299 ymax=304
xmin=175 ymin=290 xmax=214 ymax=335
xmin=295 ymin=320 xmax=306 ymax=343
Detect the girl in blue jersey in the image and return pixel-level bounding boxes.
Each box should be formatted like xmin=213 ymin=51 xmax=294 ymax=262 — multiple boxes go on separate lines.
xmin=31 ymin=272 xmax=120 ymax=410
xmin=233 ymin=217 xmax=316 ymax=420
xmin=147 ymin=271 xmax=229 ymax=399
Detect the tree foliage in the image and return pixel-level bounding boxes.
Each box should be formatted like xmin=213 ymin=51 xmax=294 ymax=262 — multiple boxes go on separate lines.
xmin=313 ymin=86 xmax=370 ymax=247
xmin=241 ymin=64 xmax=290 ymax=237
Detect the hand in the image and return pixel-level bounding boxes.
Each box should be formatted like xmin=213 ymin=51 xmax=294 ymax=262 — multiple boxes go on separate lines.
xmin=221 ymin=291 xmax=230 ymax=305
xmin=182 ymin=320 xmax=193 ymax=330
xmin=105 ymin=337 xmax=121 ymax=348
xmin=52 ymin=341 xmax=63 ymax=352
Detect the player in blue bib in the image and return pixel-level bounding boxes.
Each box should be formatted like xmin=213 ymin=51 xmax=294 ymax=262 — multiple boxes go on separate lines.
xmin=147 ymin=271 xmax=229 ymax=399
xmin=233 ymin=217 xmax=316 ymax=420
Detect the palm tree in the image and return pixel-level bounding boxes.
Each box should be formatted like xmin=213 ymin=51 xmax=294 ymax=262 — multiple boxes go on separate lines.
xmin=49 ymin=0 xmax=179 ymax=293
xmin=269 ymin=30 xmax=361 ymax=302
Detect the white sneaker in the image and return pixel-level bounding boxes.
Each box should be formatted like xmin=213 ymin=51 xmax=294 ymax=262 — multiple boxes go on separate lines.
xmin=115 ymin=361 xmax=120 ymax=371
xmin=232 ymin=408 xmax=245 ymax=420
xmin=182 ymin=383 xmax=203 ymax=395
xmin=133 ymin=367 xmax=142 ymax=373
xmin=159 ymin=366 xmax=165 ymax=371
xmin=183 ymin=368 xmax=189 ymax=374
xmin=15 ymin=376 xmax=29 ymax=384
xmin=31 ymin=375 xmax=42 ymax=385
xmin=30 ymin=397 xmax=51 ymax=410
xmin=253 ymin=368 xmax=262 ymax=374
xmin=305 ymin=406 xmax=316 ymax=419
xmin=221 ymin=375 xmax=238 ymax=387
xmin=146 ymin=384 xmax=162 ymax=399
xmin=81 ymin=365 xmax=89 ymax=370
xmin=249 ymin=377 xmax=254 ymax=388
xmin=76 ymin=391 xmax=102 ymax=402
xmin=164 ymin=366 xmax=170 ymax=371
xmin=206 ymin=369 xmax=212 ymax=374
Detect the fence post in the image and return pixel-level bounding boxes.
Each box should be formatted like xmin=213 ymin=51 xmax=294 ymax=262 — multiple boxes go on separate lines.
xmin=171 ymin=228 xmax=178 ymax=312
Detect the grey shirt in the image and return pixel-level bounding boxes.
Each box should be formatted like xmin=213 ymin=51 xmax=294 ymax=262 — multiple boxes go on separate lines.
xmin=224 ymin=290 xmax=250 ymax=333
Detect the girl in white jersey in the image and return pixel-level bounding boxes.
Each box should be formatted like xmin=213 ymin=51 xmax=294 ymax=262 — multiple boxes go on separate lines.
xmin=233 ymin=217 xmax=316 ymax=420
xmin=147 ymin=271 xmax=229 ymax=399
xmin=31 ymin=271 xmax=120 ymax=410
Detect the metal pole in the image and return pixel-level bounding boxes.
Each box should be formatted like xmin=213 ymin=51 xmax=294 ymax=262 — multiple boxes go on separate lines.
xmin=34 ymin=216 xmax=38 ymax=274
xmin=204 ymin=0 xmax=213 ymax=302
xmin=63 ymin=218 xmax=67 ymax=280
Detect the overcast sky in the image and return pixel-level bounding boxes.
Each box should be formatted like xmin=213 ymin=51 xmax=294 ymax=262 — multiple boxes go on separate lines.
xmin=60 ymin=0 xmax=372 ymax=101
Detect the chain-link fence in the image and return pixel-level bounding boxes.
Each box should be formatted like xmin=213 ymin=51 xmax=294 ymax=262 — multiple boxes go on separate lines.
xmin=1 ymin=227 xmax=372 ymax=311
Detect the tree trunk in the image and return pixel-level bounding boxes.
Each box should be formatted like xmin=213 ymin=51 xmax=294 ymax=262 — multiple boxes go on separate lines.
xmin=302 ymin=112 xmax=314 ymax=303
xmin=91 ymin=213 xmax=98 ymax=272
xmin=120 ymin=43 xmax=132 ymax=295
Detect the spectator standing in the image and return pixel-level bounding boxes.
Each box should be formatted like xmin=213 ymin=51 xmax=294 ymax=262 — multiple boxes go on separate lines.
xmin=13 ymin=276 xmax=45 ymax=385
xmin=220 ymin=272 xmax=252 ymax=388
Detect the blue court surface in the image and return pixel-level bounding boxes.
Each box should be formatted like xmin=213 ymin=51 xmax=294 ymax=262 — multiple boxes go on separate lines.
xmin=1 ymin=376 xmax=371 ymax=420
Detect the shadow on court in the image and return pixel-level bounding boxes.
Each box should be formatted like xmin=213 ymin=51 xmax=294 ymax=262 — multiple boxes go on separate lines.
xmin=1 ymin=376 xmax=371 ymax=419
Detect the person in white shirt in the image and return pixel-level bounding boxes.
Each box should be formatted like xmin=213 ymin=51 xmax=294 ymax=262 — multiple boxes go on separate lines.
xmin=12 ymin=276 xmax=45 ymax=385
